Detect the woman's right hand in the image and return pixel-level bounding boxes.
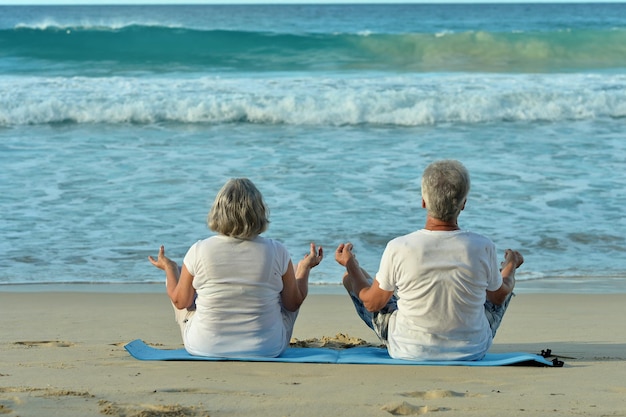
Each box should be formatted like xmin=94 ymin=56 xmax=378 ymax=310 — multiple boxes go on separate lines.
xmin=297 ymin=242 xmax=323 ymax=273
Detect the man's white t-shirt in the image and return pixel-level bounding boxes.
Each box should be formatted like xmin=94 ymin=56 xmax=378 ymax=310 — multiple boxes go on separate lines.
xmin=182 ymin=235 xmax=291 ymax=357
xmin=376 ymin=229 xmax=502 ymax=361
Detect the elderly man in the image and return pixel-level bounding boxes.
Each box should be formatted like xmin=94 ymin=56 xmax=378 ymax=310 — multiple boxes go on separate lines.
xmin=335 ymin=160 xmax=523 ymax=361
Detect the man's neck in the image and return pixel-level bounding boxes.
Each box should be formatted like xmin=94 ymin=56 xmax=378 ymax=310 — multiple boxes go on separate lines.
xmin=424 ymin=216 xmax=460 ymax=231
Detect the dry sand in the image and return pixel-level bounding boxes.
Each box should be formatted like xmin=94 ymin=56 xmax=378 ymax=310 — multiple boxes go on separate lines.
xmin=1 ymin=285 xmax=625 ymax=417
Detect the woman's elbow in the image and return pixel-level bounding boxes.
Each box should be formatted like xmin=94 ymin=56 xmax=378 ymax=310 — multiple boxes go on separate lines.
xmin=171 ymin=293 xmax=194 ymax=310
xmin=172 ymin=298 xmax=189 ymax=310
xmin=282 ymin=294 xmax=305 ymax=312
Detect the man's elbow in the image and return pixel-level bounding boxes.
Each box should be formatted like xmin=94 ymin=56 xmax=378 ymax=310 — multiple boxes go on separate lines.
xmin=489 ymin=294 xmax=507 ymax=306
xmin=363 ymin=299 xmax=385 ymax=312
xmin=285 ymin=298 xmax=304 ymax=313
xmin=360 ymin=287 xmax=393 ymax=313
xmin=487 ymin=288 xmax=511 ymax=306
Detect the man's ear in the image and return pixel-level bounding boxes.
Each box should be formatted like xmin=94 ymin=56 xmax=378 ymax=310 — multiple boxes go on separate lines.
xmin=421 ymin=198 xmax=426 ymax=209
xmin=460 ymin=198 xmax=467 ymax=211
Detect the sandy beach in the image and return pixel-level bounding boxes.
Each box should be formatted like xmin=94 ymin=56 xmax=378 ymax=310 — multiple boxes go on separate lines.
xmin=1 ymin=285 xmax=626 ymax=417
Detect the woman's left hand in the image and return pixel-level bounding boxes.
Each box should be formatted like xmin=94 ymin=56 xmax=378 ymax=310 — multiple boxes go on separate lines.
xmin=148 ymin=245 xmax=177 ymax=271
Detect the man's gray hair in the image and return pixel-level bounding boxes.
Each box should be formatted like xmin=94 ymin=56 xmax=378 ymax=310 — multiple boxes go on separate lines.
xmin=208 ymin=178 xmax=269 ymax=239
xmin=421 ymin=160 xmax=470 ymax=222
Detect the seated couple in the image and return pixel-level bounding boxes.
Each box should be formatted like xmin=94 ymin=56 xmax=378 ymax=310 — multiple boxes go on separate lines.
xmin=149 ymin=160 xmax=523 ymax=361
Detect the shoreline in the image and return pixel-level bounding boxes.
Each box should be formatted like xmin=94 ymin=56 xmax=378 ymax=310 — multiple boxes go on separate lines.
xmin=2 ymin=275 xmax=626 ymax=294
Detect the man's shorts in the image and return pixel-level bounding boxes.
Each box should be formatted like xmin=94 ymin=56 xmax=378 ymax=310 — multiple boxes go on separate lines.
xmin=348 ymin=290 xmax=514 ymax=342
xmin=347 ymin=290 xmax=397 ymax=345
xmin=484 ymin=292 xmax=514 ymax=338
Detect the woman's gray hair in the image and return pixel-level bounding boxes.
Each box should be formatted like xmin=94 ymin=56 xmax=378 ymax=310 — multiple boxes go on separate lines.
xmin=208 ymin=178 xmax=269 ymax=239
xmin=421 ymin=160 xmax=470 ymax=222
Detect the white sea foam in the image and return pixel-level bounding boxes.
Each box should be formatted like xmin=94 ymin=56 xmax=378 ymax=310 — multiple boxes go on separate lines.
xmin=14 ymin=19 xmax=183 ymax=31
xmin=1 ymin=74 xmax=625 ymax=127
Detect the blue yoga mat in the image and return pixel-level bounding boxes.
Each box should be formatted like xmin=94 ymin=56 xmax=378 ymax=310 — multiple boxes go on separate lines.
xmin=124 ymin=339 xmax=555 ymax=366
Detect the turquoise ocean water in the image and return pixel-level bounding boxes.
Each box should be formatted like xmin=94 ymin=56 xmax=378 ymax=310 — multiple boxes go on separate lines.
xmin=1 ymin=4 xmax=625 ymax=292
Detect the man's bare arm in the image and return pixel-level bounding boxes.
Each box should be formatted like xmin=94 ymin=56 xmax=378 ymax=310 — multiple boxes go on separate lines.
xmin=336 ymin=243 xmax=393 ymax=312
xmin=487 ymin=249 xmax=523 ymax=305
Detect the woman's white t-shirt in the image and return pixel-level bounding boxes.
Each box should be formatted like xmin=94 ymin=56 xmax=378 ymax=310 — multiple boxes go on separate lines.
xmin=182 ymin=235 xmax=291 ymax=357
xmin=376 ymin=229 xmax=502 ymax=361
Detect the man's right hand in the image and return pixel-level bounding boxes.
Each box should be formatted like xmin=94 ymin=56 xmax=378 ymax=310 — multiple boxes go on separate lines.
xmin=335 ymin=242 xmax=356 ymax=267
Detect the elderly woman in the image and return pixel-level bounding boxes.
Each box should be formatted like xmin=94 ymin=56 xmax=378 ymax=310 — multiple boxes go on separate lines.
xmin=149 ymin=178 xmax=323 ymax=357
